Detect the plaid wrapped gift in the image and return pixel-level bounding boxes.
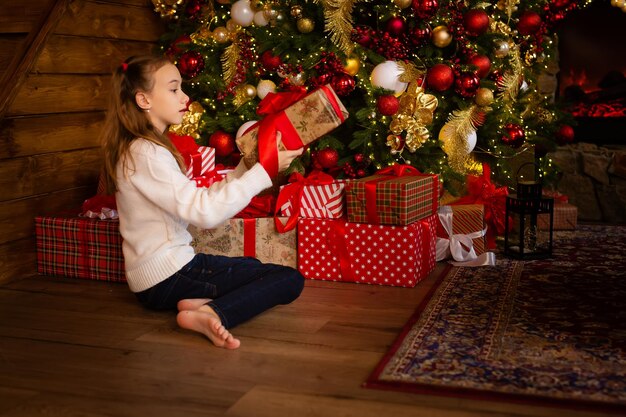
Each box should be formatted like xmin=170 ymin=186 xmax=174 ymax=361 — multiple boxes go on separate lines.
xmin=189 ymin=217 xmax=296 ymax=268
xmin=35 ymin=215 xmax=125 ymax=282
xmin=297 ymin=214 xmax=437 ymax=287
xmin=236 ymin=85 xmax=349 ymax=175
xmin=538 ymin=203 xmax=577 ymax=230
xmin=437 ymin=204 xmax=486 ymax=256
xmin=345 ymin=165 xmax=438 ymax=226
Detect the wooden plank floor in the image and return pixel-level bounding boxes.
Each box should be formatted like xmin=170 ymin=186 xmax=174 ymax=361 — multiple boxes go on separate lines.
xmin=0 ymin=266 xmax=614 ymax=417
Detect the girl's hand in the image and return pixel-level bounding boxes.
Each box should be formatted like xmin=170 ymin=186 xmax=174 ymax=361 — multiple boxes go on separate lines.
xmin=276 ymin=136 xmax=304 ymax=173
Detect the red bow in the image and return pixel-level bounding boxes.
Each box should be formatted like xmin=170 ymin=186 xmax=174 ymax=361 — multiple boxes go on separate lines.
xmin=235 ymin=195 xmax=276 ymax=219
xmin=274 ymin=170 xmax=336 ymax=233
xmin=453 ymin=164 xmax=509 ymax=249
xmin=375 ymin=164 xmax=421 ymax=177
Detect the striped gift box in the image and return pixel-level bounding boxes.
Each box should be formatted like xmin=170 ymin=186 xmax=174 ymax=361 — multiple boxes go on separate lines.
xmin=185 ymin=146 xmax=216 ymax=179
xmin=437 ymin=204 xmax=486 ymax=255
xmin=35 ymin=215 xmax=125 ymax=282
xmin=345 ymin=171 xmax=438 ymax=226
xmin=280 ymin=182 xmax=345 ymax=219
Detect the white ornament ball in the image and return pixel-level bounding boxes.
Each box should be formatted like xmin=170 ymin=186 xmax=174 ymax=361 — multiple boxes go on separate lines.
xmin=256 ymin=79 xmax=276 ymax=99
xmin=370 ymin=61 xmax=408 ymax=95
xmin=231 ymin=0 xmax=255 ymax=27
xmin=466 ymin=129 xmax=477 ymax=153
xmin=236 ymin=120 xmax=259 ymax=139
xmin=253 ymin=10 xmax=269 ymax=26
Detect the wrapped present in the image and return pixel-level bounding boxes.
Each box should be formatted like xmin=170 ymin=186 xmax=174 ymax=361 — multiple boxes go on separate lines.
xmin=436 ymin=204 xmax=486 ymax=257
xmin=276 ymin=171 xmax=346 ymax=233
xmin=297 ymin=214 xmax=437 ymax=287
xmin=345 ymin=164 xmax=438 ymax=226
xmin=189 ymin=217 xmax=296 ymax=268
xmin=538 ymin=202 xmax=577 ymax=230
xmin=236 ymin=85 xmax=349 ymax=177
xmin=35 ymin=215 xmax=125 ymax=282
xmin=169 ymin=133 xmax=216 ymax=180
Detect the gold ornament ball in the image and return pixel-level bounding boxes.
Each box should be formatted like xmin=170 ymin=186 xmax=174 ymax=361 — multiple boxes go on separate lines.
xmin=212 ymin=26 xmax=229 ymax=43
xmin=475 ymin=88 xmax=494 ymax=106
xmin=226 ymin=19 xmax=241 ymax=33
xmin=297 ymin=17 xmax=314 ymax=33
xmin=432 ymin=25 xmax=453 ymax=48
xmin=243 ymin=84 xmax=257 ymax=99
xmin=344 ymin=57 xmax=361 ymax=76
xmin=393 ymin=0 xmax=412 ymax=9
xmin=290 ymin=5 xmax=303 ymax=18
xmin=493 ymin=39 xmax=510 ymax=58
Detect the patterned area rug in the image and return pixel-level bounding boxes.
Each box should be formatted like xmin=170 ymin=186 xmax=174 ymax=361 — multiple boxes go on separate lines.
xmin=366 ymin=225 xmax=626 ymax=412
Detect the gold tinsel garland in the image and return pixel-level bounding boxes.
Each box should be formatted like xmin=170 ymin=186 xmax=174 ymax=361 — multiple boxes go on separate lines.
xmin=221 ymin=39 xmax=241 ymax=86
xmin=314 ymin=0 xmax=362 ymax=56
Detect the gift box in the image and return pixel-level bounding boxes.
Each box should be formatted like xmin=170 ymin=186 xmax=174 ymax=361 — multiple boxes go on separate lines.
xmin=276 ymin=172 xmax=347 ymax=233
xmin=437 ymin=204 xmax=486 ymax=256
xmin=236 ymin=85 xmax=349 ymax=172
xmin=297 ymin=214 xmax=437 ymax=287
xmin=169 ymin=133 xmax=216 ymax=181
xmin=345 ymin=165 xmax=438 ymax=226
xmin=538 ymin=202 xmax=577 ymax=230
xmin=35 ymin=215 xmax=125 ymax=282
xmin=189 ymin=217 xmax=296 ymax=268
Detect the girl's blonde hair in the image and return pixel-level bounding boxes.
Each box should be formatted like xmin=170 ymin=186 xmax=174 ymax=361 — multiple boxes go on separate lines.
xmin=100 ymin=54 xmax=186 ymax=194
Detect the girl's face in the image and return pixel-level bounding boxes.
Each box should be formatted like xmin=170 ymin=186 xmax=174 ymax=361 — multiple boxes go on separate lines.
xmin=141 ymin=63 xmax=190 ymax=133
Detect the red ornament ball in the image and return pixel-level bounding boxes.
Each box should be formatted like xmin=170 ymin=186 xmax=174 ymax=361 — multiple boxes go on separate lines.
xmin=385 ymin=16 xmax=406 ymax=37
xmin=517 ymin=11 xmax=542 ymax=36
xmin=316 ymin=148 xmax=340 ymax=169
xmin=454 ymin=72 xmax=480 ymax=98
xmin=209 ymin=130 xmax=236 ymax=157
xmin=412 ymin=0 xmax=438 ymax=20
xmin=377 ymin=95 xmax=400 ymax=116
xmin=260 ymin=50 xmax=282 ymax=71
xmin=410 ymin=25 xmax=431 ymax=46
xmin=468 ymin=54 xmax=491 ymax=79
xmin=331 ymin=73 xmax=356 ymax=96
xmin=555 ymin=124 xmax=575 ymax=145
xmin=353 ymin=153 xmax=365 ymax=164
xmin=463 ymin=9 xmax=490 ymax=37
xmin=185 ymin=0 xmax=203 ymax=19
xmin=178 ymin=51 xmax=205 ymax=78
xmin=426 ymin=63 xmax=454 ymax=92
xmin=501 ymin=123 xmax=525 ymax=148
xmin=167 ymin=35 xmax=191 ymax=57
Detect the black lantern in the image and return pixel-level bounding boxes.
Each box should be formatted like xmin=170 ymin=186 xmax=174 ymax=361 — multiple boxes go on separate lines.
xmin=504 ymin=165 xmax=554 ymax=259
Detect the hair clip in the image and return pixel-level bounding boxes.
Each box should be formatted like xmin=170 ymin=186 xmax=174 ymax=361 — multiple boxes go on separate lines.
xmin=121 ymin=62 xmax=128 ymax=72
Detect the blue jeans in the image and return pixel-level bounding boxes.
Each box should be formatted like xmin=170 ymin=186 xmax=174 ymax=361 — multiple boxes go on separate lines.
xmin=135 ymin=254 xmax=305 ymax=329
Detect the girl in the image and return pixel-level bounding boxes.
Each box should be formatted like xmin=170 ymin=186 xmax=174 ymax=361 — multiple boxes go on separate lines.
xmin=100 ymin=55 xmax=305 ymax=349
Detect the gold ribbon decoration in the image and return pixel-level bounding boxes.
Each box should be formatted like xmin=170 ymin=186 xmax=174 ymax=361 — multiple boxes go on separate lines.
xmin=169 ymin=101 xmax=205 ymax=140
xmin=389 ymin=81 xmax=438 ymax=153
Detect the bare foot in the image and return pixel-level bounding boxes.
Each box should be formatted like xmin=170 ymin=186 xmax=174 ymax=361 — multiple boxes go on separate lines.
xmin=177 ymin=298 xmax=212 ymax=311
xmin=176 ymin=307 xmax=240 ymax=349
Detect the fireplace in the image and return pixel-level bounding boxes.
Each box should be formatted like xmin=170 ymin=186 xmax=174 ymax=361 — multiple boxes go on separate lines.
xmin=557 ymin=0 xmax=626 ymax=145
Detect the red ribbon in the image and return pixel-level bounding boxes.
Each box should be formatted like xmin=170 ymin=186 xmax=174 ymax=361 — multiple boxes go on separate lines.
xmin=328 ymin=219 xmax=354 ymax=283
xmin=274 ymin=170 xmax=336 ymax=233
xmin=255 ymin=85 xmax=346 ymax=178
xmin=235 ymin=194 xmax=276 ymax=218
xmin=242 ymin=218 xmax=256 ymax=257
xmin=453 ymin=164 xmax=509 ymax=249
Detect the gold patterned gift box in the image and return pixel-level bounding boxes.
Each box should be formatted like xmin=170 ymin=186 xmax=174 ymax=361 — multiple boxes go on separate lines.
xmin=189 ymin=217 xmax=296 ymax=268
xmin=235 ymin=85 xmax=349 ymax=168
xmin=437 ymin=204 xmax=486 ymax=255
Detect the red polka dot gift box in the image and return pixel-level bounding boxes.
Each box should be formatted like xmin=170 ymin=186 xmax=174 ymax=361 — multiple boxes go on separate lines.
xmin=297 ymin=214 xmax=437 ymax=287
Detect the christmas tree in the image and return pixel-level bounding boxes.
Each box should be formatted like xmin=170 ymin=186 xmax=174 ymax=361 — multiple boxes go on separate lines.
xmin=153 ymin=0 xmax=588 ymax=193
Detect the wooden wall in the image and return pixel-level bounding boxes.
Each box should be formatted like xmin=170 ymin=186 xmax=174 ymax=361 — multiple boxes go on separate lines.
xmin=0 ymin=0 xmax=165 ymax=284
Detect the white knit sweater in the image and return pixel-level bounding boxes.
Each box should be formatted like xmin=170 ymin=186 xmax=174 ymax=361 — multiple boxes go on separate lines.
xmin=115 ymin=139 xmax=272 ymax=292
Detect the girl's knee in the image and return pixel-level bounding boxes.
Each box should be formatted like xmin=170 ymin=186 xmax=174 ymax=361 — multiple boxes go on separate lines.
xmin=276 ymin=266 xmax=305 ymax=302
